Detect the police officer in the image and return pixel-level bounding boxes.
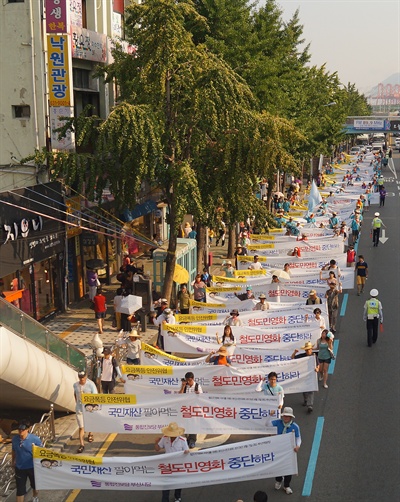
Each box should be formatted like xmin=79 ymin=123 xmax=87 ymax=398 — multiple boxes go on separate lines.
xmin=371 ymin=212 xmax=386 ymax=247
xmin=363 ymin=289 xmax=383 ymax=347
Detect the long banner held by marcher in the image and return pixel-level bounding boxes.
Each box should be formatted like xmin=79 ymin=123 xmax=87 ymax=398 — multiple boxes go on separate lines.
xmin=122 ymin=356 xmax=318 ymax=396
xmin=33 ymin=434 xmax=297 ymax=491
xmin=81 ymin=393 xmax=279 ymax=434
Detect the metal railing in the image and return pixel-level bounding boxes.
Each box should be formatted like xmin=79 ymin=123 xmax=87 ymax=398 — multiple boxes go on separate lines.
xmin=0 ymin=297 xmax=86 ymax=371
xmin=0 ymin=405 xmax=56 ymax=498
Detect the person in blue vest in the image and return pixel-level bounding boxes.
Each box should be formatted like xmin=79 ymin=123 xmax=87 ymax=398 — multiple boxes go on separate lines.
xmin=363 ymin=289 xmax=383 ymax=347
xmin=329 ymin=212 xmax=339 ymax=229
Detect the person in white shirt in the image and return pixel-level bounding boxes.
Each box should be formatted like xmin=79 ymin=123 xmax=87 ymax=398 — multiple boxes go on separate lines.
xmin=248 ymin=255 xmax=263 ymax=270
xmin=155 ymin=422 xmax=189 ymax=502
xmin=100 ymin=347 xmax=125 ymax=394
xmin=73 ymin=370 xmax=98 ymax=453
xmin=153 ymin=308 xmax=176 ymax=351
xmin=117 ymin=330 xmax=142 ymax=365
xmin=179 ymin=372 xmax=203 ymax=448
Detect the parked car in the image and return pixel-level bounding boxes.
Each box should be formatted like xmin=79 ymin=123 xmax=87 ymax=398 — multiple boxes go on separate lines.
xmin=350 ymin=146 xmax=361 ymax=156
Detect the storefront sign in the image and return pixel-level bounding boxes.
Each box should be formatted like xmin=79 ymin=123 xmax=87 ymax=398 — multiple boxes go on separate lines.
xmin=71 ymin=26 xmax=107 ymax=62
xmin=69 ymin=0 xmax=83 ymax=28
xmin=46 ymin=0 xmax=67 ymax=33
xmin=47 ymin=35 xmax=71 ymax=107
xmin=82 ymin=231 xmax=97 ymax=246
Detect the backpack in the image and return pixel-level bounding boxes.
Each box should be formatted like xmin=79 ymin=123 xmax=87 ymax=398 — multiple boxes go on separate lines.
xmin=184 ymin=383 xmax=199 ymax=393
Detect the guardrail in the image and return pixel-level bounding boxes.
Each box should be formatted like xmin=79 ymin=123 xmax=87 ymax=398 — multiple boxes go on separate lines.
xmin=0 ymin=296 xmax=86 ymax=371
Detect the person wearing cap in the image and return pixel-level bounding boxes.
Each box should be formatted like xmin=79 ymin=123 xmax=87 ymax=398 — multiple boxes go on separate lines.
xmin=328 ymin=212 xmax=339 ymax=229
xmin=154 ymin=307 xmax=176 ymax=351
xmin=350 ymin=214 xmax=361 ymax=245
xmin=11 ymin=420 xmax=42 ymax=502
xmin=346 ymin=244 xmax=356 ymax=268
xmin=118 ymin=330 xmax=142 ymax=365
xmin=216 ymin=325 xmax=236 ymax=355
xmin=222 ymin=260 xmax=236 ymax=278
xmin=371 ymin=212 xmax=386 ymax=247
xmin=179 ymin=372 xmax=203 ymax=448
xmin=256 ymin=371 xmax=284 ymax=408
xmin=304 ymin=213 xmax=315 ymax=224
xmin=223 ymin=309 xmax=243 ymax=327
xmin=291 ymin=342 xmax=320 ymax=413
xmin=306 ymin=290 xmax=322 ymax=306
xmin=176 ymin=283 xmax=191 ymax=314
xmin=253 ymin=293 xmax=270 ymax=311
xmin=248 ymin=255 xmax=263 ymax=270
xmin=100 ymin=347 xmax=125 ymax=394
xmin=234 ymin=243 xmax=248 ymax=268
xmin=205 ymin=346 xmax=232 ymax=366
xmin=73 ymin=370 xmax=97 ymax=453
xmin=272 ymin=407 xmax=301 ymax=495
xmin=363 ymin=289 xmax=383 ymax=347
xmin=355 ymin=255 xmax=368 ymax=295
xmin=155 ymin=422 xmax=189 ymax=502
xmin=235 ymin=285 xmax=255 ymax=301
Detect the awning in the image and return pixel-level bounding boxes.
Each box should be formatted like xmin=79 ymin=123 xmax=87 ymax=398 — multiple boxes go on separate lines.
xmin=121 ymin=201 xmax=158 ymax=222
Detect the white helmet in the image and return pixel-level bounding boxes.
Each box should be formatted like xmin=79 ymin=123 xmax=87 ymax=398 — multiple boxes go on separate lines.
xmin=374 ymin=212 xmax=380 ymax=217
xmin=370 ymin=289 xmax=378 ymax=297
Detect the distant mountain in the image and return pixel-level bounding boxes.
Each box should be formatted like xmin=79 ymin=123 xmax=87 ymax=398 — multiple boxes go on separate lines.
xmin=368 ymin=73 xmax=400 ymax=96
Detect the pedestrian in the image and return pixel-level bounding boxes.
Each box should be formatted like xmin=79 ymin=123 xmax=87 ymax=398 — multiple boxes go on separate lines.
xmin=73 ymin=370 xmax=97 ymax=453
xmin=306 ymin=290 xmax=322 ymax=305
xmin=124 ymin=330 xmax=142 ymax=365
xmin=363 ymin=289 xmax=383 ymax=347
xmin=215 ymin=221 xmax=226 ymax=246
xmin=253 ymin=293 xmax=270 ymax=311
xmin=371 ymin=212 xmax=386 ymax=247
xmin=346 ymin=244 xmax=356 ymax=268
xmin=256 ymin=371 xmax=284 ymax=409
xmin=379 ymin=186 xmax=387 ymax=207
xmin=350 ymin=216 xmax=360 ymax=245
xmin=283 ymin=263 xmax=292 ymax=277
xmin=355 ymin=255 xmax=368 ymax=295
xmin=248 ymin=255 xmax=263 ymax=270
xmin=321 ymin=259 xmax=342 ymax=278
xmin=316 ymin=329 xmax=334 ymax=388
xmin=100 ymin=347 xmax=125 ymax=393
xmin=112 ymin=287 xmax=123 ymax=331
xmin=216 ymin=325 xmax=237 ymax=355
xmin=291 ymin=342 xmax=320 ymax=413
xmin=235 ymin=286 xmax=255 ymax=301
xmin=179 ymin=372 xmax=203 ymax=448
xmin=222 ymin=260 xmax=236 ymax=278
xmin=234 ymin=244 xmax=248 ymax=268
xmin=325 ymin=283 xmax=340 ymax=333
xmin=205 ymin=346 xmax=232 ymax=366
xmin=12 ymin=420 xmax=42 ymax=502
xmin=253 ymin=492 xmax=268 ymax=502
xmin=223 ymin=309 xmax=243 ymax=327
xmin=86 ymin=267 xmax=99 ymax=302
xmin=154 ymin=422 xmax=189 ymax=502
xmin=272 ymin=407 xmax=301 ymax=495
xmin=93 ymin=287 xmax=107 ymax=334
xmin=153 ymin=307 xmax=176 ymax=351
xmin=176 ymin=283 xmax=191 ymax=314
xmin=192 ymin=274 xmax=207 ymax=303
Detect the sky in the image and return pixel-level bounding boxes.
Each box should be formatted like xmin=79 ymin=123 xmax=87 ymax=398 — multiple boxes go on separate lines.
xmin=259 ymin=0 xmax=400 ymax=96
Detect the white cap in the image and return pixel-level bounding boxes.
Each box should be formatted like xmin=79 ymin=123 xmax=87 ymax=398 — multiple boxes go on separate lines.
xmin=370 ymin=289 xmax=378 ymax=297
xmin=374 ymin=212 xmax=380 ymax=217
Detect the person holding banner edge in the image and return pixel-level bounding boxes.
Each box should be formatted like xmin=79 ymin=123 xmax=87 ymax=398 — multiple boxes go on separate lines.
xmin=179 ymin=371 xmax=203 ymax=449
xmin=155 ymin=422 xmax=189 ymax=502
xmin=291 ymin=342 xmax=320 ymax=413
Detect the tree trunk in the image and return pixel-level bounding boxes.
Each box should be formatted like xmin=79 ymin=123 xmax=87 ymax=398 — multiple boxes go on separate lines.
xmin=197 ymin=224 xmax=207 ymax=273
xmin=227 ymin=225 xmax=236 ymax=259
xmin=162 ymin=201 xmax=178 ymax=303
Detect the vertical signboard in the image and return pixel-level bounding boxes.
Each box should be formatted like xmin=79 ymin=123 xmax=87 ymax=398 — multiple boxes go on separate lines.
xmin=47 ymin=35 xmax=71 ymax=107
xmin=45 ymin=0 xmax=68 ymax=33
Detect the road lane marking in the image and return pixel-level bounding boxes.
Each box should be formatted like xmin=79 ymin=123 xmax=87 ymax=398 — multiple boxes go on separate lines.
xmin=328 ymin=340 xmax=339 ymax=374
xmin=302 ymin=417 xmax=325 ymax=497
xmin=340 ymin=294 xmax=348 ymax=317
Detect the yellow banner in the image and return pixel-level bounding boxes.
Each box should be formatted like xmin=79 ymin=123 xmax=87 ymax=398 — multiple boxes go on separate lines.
xmin=121 ymin=365 xmax=174 ymax=375
xmin=189 ymin=300 xmax=226 ymax=307
xmin=82 ymin=394 xmax=136 ymax=405
xmin=268 ymin=228 xmax=283 ymax=233
xmin=248 ymin=244 xmax=275 ymax=250
xmin=212 ymin=275 xmax=247 ymax=283
xmin=175 ymin=313 xmax=218 ymax=322
xmin=205 ymin=287 xmax=241 ymax=292
xmin=233 ymin=269 xmax=266 ymax=276
xmin=33 ymin=445 xmax=102 ymax=465
xmin=47 ymin=35 xmax=71 ymax=106
xmin=250 ymin=235 xmax=275 ymax=240
xmin=142 ymin=343 xmax=186 ymax=361
xmin=164 ymin=324 xmax=207 ymax=334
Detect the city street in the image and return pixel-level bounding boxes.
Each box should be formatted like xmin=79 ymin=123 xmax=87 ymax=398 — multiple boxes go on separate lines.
xmin=58 ymin=156 xmax=400 ymax=502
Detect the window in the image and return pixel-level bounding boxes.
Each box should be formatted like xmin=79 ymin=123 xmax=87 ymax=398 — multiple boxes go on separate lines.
xmin=8 ymin=0 xmax=25 ymax=3
xmin=12 ymin=105 xmax=31 ymax=118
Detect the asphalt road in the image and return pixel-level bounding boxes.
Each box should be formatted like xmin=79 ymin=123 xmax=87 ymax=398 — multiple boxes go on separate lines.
xmin=63 ymin=155 xmax=400 ymax=502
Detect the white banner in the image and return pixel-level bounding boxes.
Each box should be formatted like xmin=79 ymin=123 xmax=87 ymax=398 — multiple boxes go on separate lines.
xmin=162 ymin=324 xmax=322 ymax=354
xmin=246 ymin=239 xmax=344 ymax=256
xmin=140 ymin=344 xmax=295 ymax=366
xmin=33 ymin=434 xmax=298 ymax=490
xmin=81 ymin=393 xmax=280 ymax=435
xmin=208 ymin=283 xmax=327 ymax=302
xmin=122 ymin=356 xmax=318 ymax=396
xmin=236 ymin=253 xmax=346 ymax=271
